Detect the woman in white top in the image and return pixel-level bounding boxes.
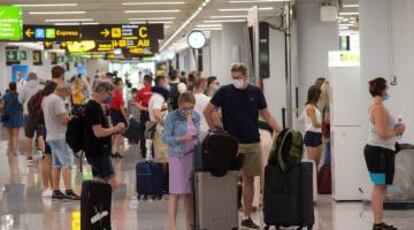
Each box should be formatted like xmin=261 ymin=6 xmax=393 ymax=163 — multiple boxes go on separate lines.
xmin=303 ymin=85 xmax=323 ymax=168
xmin=364 ymin=77 xmax=404 ymax=230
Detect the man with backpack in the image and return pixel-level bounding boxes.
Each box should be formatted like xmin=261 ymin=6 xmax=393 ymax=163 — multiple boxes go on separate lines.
xmin=204 ymin=63 xmax=282 ymax=229
xmin=18 ymin=72 xmax=42 ymax=165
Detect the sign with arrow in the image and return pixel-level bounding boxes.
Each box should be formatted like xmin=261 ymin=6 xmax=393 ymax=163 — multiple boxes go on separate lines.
xmin=23 ymin=25 xmax=80 ymax=41
xmin=0 ymin=6 xmax=23 ymax=40
xmin=6 ymin=46 xmax=20 ymax=65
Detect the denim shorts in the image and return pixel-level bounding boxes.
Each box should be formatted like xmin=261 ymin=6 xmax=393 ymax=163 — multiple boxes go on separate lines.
xmin=304 ymin=131 xmax=322 ymax=147
xmin=47 ymin=139 xmax=73 ymax=168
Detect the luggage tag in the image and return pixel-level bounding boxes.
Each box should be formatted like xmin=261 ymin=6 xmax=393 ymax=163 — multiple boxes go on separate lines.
xmin=90 ymin=210 xmax=109 ymax=224
xmin=83 ymin=168 xmax=93 ymax=180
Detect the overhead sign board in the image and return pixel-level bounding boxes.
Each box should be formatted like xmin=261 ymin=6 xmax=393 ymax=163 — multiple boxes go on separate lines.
xmin=0 ymin=6 xmax=23 ymax=40
xmin=329 ymin=51 xmax=360 ymax=67
xmin=24 ymin=25 xmax=80 ymax=41
xmin=44 ymin=39 xmax=159 ymax=55
xmin=81 ymin=24 xmax=163 ymax=41
xmin=24 ymin=24 xmax=164 ymax=42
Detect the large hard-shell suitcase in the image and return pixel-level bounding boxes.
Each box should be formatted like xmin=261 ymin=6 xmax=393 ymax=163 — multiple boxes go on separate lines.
xmin=81 ymin=180 xmax=112 ymax=230
xmin=136 ymin=161 xmax=168 ymax=199
xmin=263 ymin=162 xmax=315 ymax=230
xmin=193 ymin=171 xmax=239 ymax=230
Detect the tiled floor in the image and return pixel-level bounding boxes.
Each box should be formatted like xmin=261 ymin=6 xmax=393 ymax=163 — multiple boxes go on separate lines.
xmin=0 ymin=129 xmax=413 ymax=230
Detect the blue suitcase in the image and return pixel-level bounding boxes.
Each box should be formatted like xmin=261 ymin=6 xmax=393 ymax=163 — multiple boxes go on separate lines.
xmin=136 ymin=161 xmax=168 ymax=199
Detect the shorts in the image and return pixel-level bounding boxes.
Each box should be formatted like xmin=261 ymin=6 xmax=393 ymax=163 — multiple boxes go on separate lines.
xmin=109 ymin=109 xmax=126 ymax=126
xmin=86 ymin=152 xmax=114 ymax=180
xmin=47 ymin=139 xmax=73 ymax=168
xmin=364 ymin=144 xmax=396 ymax=185
xmin=304 ymin=131 xmax=322 ymax=147
xmin=239 ymin=142 xmax=262 ymax=177
xmin=23 ymin=115 xmax=42 ymax=139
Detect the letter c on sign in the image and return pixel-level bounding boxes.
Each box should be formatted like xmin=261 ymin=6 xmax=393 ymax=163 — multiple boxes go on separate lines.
xmin=139 ymin=26 xmax=148 ymax=38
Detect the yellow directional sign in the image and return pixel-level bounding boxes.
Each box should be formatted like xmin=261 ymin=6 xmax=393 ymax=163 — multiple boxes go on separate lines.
xmin=100 ymin=29 xmax=110 ymax=38
xmin=111 ymin=27 xmax=121 ymax=38
xmin=44 ymin=41 xmax=52 ymax=48
xmin=25 ymin=28 xmax=34 ymax=38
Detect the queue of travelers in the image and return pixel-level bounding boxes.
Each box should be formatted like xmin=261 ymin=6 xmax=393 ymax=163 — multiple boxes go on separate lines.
xmin=0 ymin=63 xmax=403 ymax=230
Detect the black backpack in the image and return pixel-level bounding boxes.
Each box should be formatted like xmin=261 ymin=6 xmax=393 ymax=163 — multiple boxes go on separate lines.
xmin=28 ymin=90 xmax=45 ymax=124
xmin=66 ymin=112 xmax=85 ymax=153
xmin=168 ymin=83 xmax=180 ymax=111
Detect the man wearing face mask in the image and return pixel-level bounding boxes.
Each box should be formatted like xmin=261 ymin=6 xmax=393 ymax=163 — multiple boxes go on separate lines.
xmin=147 ymin=75 xmax=170 ymax=162
xmin=204 ymin=63 xmax=282 ymax=229
xmin=84 ymin=81 xmax=124 ymax=190
xmin=43 ymin=83 xmax=80 ymax=201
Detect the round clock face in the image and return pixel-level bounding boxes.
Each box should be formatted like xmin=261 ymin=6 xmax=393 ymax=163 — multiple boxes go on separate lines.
xmin=187 ymin=30 xmax=206 ymax=49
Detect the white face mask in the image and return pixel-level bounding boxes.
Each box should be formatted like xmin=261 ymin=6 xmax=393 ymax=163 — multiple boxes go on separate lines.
xmin=232 ymin=79 xmax=245 ymax=89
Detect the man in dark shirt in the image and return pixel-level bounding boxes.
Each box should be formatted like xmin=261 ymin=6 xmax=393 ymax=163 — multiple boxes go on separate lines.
xmin=84 ymin=81 xmax=125 ymax=190
xmin=204 ymin=63 xmax=282 ymax=229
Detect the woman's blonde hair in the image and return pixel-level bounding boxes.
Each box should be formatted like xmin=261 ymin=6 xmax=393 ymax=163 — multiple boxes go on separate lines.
xmin=72 ymin=78 xmax=84 ymax=91
xmin=318 ymin=80 xmax=330 ymax=109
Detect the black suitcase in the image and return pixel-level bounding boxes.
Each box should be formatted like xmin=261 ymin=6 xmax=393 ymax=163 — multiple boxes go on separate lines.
xmin=81 ymin=180 xmax=112 ymax=230
xmin=263 ymin=162 xmax=314 ymax=230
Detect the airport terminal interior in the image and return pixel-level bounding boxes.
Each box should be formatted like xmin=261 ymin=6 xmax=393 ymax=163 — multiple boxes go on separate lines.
xmin=1 ymin=0 xmax=414 ymax=229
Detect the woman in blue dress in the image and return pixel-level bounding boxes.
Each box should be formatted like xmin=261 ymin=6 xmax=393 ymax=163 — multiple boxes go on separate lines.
xmin=1 ymin=83 xmax=24 ymax=156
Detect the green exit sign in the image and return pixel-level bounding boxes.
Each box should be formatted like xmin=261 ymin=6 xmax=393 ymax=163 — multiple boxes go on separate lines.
xmin=0 ymin=6 xmax=23 ymax=40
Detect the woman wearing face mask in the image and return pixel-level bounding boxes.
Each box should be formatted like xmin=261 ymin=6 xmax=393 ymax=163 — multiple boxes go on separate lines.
xmin=162 ymin=92 xmax=200 ymax=230
xmin=206 ymin=76 xmax=220 ymax=97
xmin=365 ymin=77 xmax=404 ymax=230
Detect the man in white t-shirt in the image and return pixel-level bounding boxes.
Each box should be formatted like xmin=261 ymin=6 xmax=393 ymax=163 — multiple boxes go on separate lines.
xmin=147 ymin=75 xmax=170 ymax=162
xmin=43 ymin=83 xmax=80 ymax=201
xmin=193 ymin=77 xmax=211 ymax=133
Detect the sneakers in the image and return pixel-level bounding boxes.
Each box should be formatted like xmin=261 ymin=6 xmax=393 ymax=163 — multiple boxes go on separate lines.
xmin=373 ymin=223 xmax=398 ymax=230
xmin=241 ymin=217 xmax=260 ymax=230
xmin=52 ymin=190 xmax=67 ymax=200
xmin=52 ymin=190 xmax=80 ymax=201
xmin=65 ymin=189 xmax=81 ymax=200
xmin=42 ymin=189 xmax=53 ymax=198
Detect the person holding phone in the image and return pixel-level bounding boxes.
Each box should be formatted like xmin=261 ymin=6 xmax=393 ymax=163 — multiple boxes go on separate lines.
xmin=364 ymin=77 xmax=405 ymax=230
xmin=162 ymin=92 xmax=200 ymax=230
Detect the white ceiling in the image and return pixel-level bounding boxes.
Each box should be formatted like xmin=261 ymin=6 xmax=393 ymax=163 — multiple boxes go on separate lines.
xmin=0 ymin=0 xmax=359 ymax=51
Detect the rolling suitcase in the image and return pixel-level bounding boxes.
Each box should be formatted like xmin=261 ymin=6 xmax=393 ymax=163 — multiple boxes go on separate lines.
xmin=81 ymin=180 xmax=112 ymax=230
xmin=136 ymin=160 xmax=168 ymax=199
xmin=193 ymin=171 xmax=239 ymax=230
xmin=263 ymin=162 xmax=314 ymax=230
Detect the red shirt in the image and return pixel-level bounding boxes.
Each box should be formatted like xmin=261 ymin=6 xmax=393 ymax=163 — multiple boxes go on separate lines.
xmin=109 ymin=89 xmax=124 ymax=110
xmin=135 ymin=85 xmax=152 ymax=108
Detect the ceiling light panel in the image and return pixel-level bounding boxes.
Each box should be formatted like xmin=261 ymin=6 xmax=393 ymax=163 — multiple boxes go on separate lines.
xmin=129 ymin=21 xmax=174 ymax=24
xmin=203 ymin=19 xmax=246 ymax=23
xmin=210 ymin=15 xmax=247 ymax=19
xmin=13 ymin=3 xmax=79 ymax=7
xmin=197 ymin=24 xmax=223 ymax=27
xmin=122 ymin=1 xmax=186 ymax=5
xmin=45 ymin=18 xmax=94 ymax=22
xmin=229 ymin=0 xmax=289 ymax=3
xmin=219 ymin=7 xmax=274 ymax=12
xmin=29 ymin=11 xmax=86 ymax=15
xmin=128 ymin=17 xmax=176 ymax=21
xmin=125 ymin=10 xmax=181 ymax=13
